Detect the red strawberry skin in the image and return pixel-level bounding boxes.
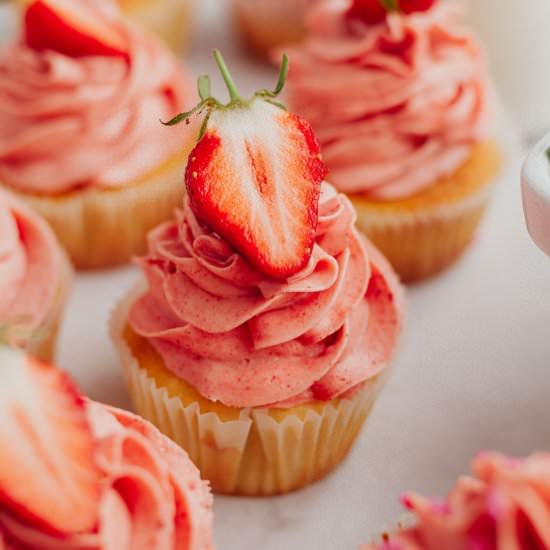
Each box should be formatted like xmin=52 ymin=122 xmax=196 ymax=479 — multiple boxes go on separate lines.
xmin=185 ymin=100 xmax=326 ymax=279
xmin=24 ymin=0 xmax=127 ymax=59
xmin=399 ymin=0 xmax=436 ymax=13
xmin=347 ymin=0 xmax=387 ymax=24
xmin=0 ymin=351 xmax=100 ymax=535
xmin=347 ymin=0 xmax=436 ymax=23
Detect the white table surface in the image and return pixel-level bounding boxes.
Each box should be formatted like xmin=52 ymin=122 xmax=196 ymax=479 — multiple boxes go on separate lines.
xmin=2 ymin=2 xmax=550 ymax=549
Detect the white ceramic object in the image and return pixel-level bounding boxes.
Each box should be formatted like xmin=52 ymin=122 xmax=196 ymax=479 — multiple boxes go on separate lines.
xmin=464 ymin=0 xmax=550 ymax=140
xmin=522 ymin=132 xmax=550 ymax=258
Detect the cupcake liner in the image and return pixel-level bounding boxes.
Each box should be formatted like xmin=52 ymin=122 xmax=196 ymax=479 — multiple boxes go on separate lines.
xmin=351 ymin=142 xmax=502 ymax=282
xmin=26 ymin=249 xmax=73 ymax=363
xmin=12 ymin=151 xmax=189 ymax=270
xmin=120 ymin=0 xmax=192 ymax=53
xmin=233 ymin=0 xmax=314 ymax=57
xmin=111 ymin=287 xmax=389 ymax=496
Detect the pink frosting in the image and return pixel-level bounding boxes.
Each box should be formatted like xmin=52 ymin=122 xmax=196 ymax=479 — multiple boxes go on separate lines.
xmin=284 ymin=1 xmax=489 ymax=199
xmin=129 ymin=183 xmax=403 ymax=409
xmin=363 ymin=452 xmax=550 ymax=550
xmin=0 ymin=4 xmax=193 ymax=194
xmin=0 ymin=401 xmax=214 ymax=550
xmin=0 ymin=189 xmax=61 ymax=332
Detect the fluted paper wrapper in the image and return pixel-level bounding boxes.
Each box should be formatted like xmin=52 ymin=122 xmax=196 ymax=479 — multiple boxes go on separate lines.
xmin=12 ymin=152 xmax=189 ymax=270
xmin=111 ymin=289 xmax=389 ymax=496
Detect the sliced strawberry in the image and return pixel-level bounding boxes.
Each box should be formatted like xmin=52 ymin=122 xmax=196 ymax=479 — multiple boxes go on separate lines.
xmin=399 ymin=0 xmax=436 ymax=14
xmin=0 ymin=348 xmax=100 ymax=535
xmin=347 ymin=0 xmax=436 ymax=23
xmin=24 ymin=0 xmax=128 ymax=59
xmin=185 ymin=103 xmax=324 ymax=279
xmin=165 ymin=50 xmax=326 ymax=279
xmin=347 ymin=0 xmax=388 ymax=24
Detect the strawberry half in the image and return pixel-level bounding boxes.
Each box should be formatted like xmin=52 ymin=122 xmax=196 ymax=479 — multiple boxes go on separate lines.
xmin=165 ymin=50 xmax=326 ymax=279
xmin=24 ymin=0 xmax=128 ymax=59
xmin=347 ymin=0 xmax=436 ymax=23
xmin=0 ymin=348 xmax=100 ymax=535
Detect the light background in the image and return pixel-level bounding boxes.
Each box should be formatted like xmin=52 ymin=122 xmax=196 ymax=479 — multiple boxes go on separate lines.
xmin=1 ymin=2 xmax=549 ymax=548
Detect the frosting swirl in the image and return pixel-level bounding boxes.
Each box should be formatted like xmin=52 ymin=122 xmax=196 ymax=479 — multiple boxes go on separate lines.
xmin=0 ymin=5 xmax=193 ymax=194
xmin=129 ymin=183 xmax=403 ymax=408
xmin=0 ymin=189 xmax=61 ymax=333
xmin=285 ymin=1 xmax=489 ymax=199
xmin=0 ymin=402 xmax=214 ymax=550
xmin=364 ymin=452 xmax=550 ymax=550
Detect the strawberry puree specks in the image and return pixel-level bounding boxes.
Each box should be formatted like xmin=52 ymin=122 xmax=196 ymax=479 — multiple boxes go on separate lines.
xmin=285 ymin=2 xmax=489 ymax=199
xmin=129 ymin=183 xmax=404 ymax=408
xmin=0 ymin=189 xmax=60 ymax=330
xmin=0 ymin=5 xmax=192 ymax=194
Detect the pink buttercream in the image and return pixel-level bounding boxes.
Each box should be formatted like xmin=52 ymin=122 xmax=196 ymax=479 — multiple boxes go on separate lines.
xmin=0 ymin=401 xmax=214 ymax=550
xmin=363 ymin=452 xmax=550 ymax=550
xmin=0 ymin=2 xmax=193 ymax=194
xmin=0 ymin=189 xmax=61 ymax=331
xmin=285 ymin=1 xmax=489 ymax=199
xmin=129 ymin=183 xmax=403 ymax=408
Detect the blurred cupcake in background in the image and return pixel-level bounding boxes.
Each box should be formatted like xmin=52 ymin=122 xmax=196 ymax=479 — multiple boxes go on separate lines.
xmin=285 ymin=0 xmax=502 ymax=282
xmin=233 ymin=0 xmax=319 ymax=58
xmin=362 ymin=451 xmax=550 ymax=549
xmin=112 ymin=51 xmax=404 ymax=496
xmin=0 ymin=189 xmax=72 ymax=362
xmin=118 ymin=0 xmax=193 ymax=53
xmin=0 ymin=0 xmax=196 ymax=269
xmin=0 ymin=347 xmax=214 ymax=550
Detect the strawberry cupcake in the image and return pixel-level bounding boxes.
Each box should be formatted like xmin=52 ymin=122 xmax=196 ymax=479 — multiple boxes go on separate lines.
xmin=112 ymin=51 xmax=404 ymax=496
xmin=232 ymin=0 xmax=318 ymax=58
xmin=0 ymin=346 xmax=214 ymax=550
xmin=0 ymin=0 xmax=196 ymax=269
xmin=118 ymin=0 xmax=192 ymax=53
xmin=285 ymin=0 xmax=502 ymax=282
xmin=362 ymin=452 xmax=550 ymax=549
xmin=0 ymin=189 xmax=72 ymax=362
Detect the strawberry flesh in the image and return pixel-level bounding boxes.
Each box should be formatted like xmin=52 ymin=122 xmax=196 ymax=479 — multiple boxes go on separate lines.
xmin=24 ymin=0 xmax=128 ymax=59
xmin=185 ymin=100 xmax=326 ymax=279
xmin=0 ymin=351 xmax=100 ymax=535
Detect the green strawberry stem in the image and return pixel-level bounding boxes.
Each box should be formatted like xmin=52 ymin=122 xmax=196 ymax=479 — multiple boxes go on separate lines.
xmin=379 ymin=0 xmax=399 ymax=10
xmin=213 ymin=49 xmax=241 ymax=102
xmin=162 ymin=49 xmax=289 ymax=136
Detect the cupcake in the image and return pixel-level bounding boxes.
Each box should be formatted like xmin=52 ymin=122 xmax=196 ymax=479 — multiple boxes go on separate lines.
xmin=232 ymin=0 xmax=319 ymax=58
xmin=0 ymin=0 xmax=196 ymax=269
xmin=284 ymin=0 xmax=502 ymax=282
xmin=0 ymin=189 xmax=72 ymax=362
xmin=118 ymin=0 xmax=192 ymax=53
xmin=0 ymin=346 xmax=214 ymax=550
xmin=112 ymin=51 xmax=404 ymax=496
xmin=362 ymin=452 xmax=550 ymax=549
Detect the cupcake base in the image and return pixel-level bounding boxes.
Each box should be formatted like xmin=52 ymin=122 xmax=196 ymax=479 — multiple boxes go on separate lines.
xmin=111 ymin=288 xmax=389 ymax=496
xmin=8 ymin=150 xmax=190 ymax=270
xmin=233 ymin=0 xmax=312 ymax=58
xmin=119 ymin=0 xmax=192 ymax=52
xmin=350 ymin=141 xmax=502 ymax=283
